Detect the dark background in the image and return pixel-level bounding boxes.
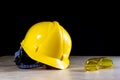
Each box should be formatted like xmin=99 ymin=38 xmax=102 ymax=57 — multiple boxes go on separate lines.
xmin=0 ymin=2 xmax=119 ymax=56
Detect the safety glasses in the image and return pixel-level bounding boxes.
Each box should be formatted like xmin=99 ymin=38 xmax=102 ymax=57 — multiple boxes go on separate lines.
xmin=84 ymin=57 xmax=113 ymax=71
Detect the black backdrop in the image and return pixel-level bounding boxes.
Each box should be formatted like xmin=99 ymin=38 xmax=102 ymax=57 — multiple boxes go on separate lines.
xmin=0 ymin=15 xmax=118 ymax=56
xmin=0 ymin=3 xmax=119 ymax=56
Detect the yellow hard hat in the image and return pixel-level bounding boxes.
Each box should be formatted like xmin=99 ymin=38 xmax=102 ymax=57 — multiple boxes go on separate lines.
xmin=21 ymin=21 xmax=72 ymax=69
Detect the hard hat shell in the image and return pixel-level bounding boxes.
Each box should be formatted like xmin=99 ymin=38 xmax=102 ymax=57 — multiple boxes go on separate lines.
xmin=21 ymin=21 xmax=72 ymax=69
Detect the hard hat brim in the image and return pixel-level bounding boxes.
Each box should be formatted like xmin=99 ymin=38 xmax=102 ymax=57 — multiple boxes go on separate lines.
xmin=21 ymin=43 xmax=69 ymax=69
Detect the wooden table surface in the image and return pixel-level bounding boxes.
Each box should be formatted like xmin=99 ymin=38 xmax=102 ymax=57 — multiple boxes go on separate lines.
xmin=0 ymin=56 xmax=120 ymax=80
